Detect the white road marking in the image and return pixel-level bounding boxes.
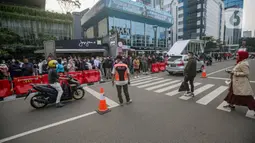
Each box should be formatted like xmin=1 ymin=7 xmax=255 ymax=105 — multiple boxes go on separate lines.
xmin=131 ymin=78 xmax=164 ymax=86
xmin=146 ymin=80 xmax=181 ymax=91
xmin=179 ymin=84 xmax=214 ymax=100
xmin=137 ymin=79 xmax=172 ymax=88
xmin=208 ymin=76 xmax=255 ymax=83
xmin=196 ymin=86 xmax=228 ymax=105
xmin=84 ymin=87 xmax=119 ymax=107
xmin=165 ymin=83 xmax=201 ymax=96
xmin=246 ymin=110 xmax=255 ymax=119
xmin=0 ymin=111 xmax=98 ymax=143
xmin=154 ymin=82 xmax=182 ymax=93
xmin=216 ymin=101 xmax=231 ymax=112
xmin=131 ymin=76 xmax=151 ymax=81
xmin=207 ymin=66 xmax=233 ymax=76
xmin=131 ymin=77 xmax=158 ymax=83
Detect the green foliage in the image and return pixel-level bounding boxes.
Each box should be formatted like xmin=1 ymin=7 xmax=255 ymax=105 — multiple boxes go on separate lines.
xmin=0 ymin=4 xmax=73 ymax=20
xmin=0 ymin=28 xmax=21 ymax=44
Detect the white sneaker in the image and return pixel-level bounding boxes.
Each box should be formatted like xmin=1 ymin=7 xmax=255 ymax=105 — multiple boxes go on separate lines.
xmin=134 ymin=76 xmax=137 ymax=79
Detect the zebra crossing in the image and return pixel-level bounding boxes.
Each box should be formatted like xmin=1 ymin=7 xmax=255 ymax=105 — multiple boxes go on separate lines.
xmin=130 ymin=75 xmax=255 ymax=119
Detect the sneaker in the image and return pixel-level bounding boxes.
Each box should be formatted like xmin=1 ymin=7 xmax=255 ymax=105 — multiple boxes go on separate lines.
xmin=56 ymin=102 xmax=64 ymax=108
xmin=184 ymin=91 xmax=191 ymax=96
xmin=134 ymin=76 xmax=137 ymax=79
xmin=119 ymin=103 xmax=124 ymax=106
xmin=126 ymin=99 xmax=133 ymax=104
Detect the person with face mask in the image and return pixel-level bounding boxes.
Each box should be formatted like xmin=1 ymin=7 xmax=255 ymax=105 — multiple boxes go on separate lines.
xmin=21 ymin=57 xmax=34 ymax=76
xmin=183 ymin=52 xmax=197 ymax=96
xmin=223 ymin=50 xmax=255 ymax=113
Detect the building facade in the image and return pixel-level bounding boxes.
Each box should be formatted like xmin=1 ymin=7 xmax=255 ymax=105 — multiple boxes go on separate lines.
xmin=81 ymin=0 xmax=173 ymax=56
xmin=0 ymin=3 xmax=73 ymax=47
xmin=72 ymin=9 xmax=89 ymax=39
xmin=224 ymin=0 xmax=243 ymax=45
xmin=164 ymin=0 xmax=224 ymax=47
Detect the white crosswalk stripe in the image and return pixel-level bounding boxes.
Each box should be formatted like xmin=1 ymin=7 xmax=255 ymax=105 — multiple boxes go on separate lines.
xmin=128 ymin=76 xmax=255 ymax=119
xmin=131 ymin=77 xmax=158 ymax=83
xmin=179 ymin=84 xmax=214 ymax=100
xmin=154 ymin=82 xmax=182 ymax=93
xmin=196 ymin=86 xmax=228 ymax=105
xmin=216 ymin=101 xmax=231 ymax=112
xmin=165 ymin=83 xmax=201 ymax=96
xmin=145 ymin=80 xmax=181 ymax=91
xmin=137 ymin=79 xmax=172 ymax=88
xmin=131 ymin=76 xmax=151 ymax=81
xmin=131 ymin=78 xmax=164 ymax=86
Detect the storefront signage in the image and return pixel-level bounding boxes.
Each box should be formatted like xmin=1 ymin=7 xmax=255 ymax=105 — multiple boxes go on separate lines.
xmin=107 ymin=0 xmax=144 ymax=16
xmin=106 ymin=0 xmax=173 ymax=23
xmin=111 ymin=26 xmax=131 ymax=35
xmin=78 ymin=40 xmax=96 ymax=48
xmin=55 ymin=39 xmax=103 ymax=49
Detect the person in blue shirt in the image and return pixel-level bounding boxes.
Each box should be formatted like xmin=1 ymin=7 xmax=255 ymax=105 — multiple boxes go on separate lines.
xmin=56 ymin=59 xmax=64 ymax=73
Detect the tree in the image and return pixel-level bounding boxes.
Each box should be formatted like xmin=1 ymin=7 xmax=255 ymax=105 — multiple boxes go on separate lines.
xmin=57 ymin=0 xmax=81 ymax=13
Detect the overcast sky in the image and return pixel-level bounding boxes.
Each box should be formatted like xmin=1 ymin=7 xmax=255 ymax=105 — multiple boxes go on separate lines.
xmin=45 ymin=0 xmax=99 ymax=13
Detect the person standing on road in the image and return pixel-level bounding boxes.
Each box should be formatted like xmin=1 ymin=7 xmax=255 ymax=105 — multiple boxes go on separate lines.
xmin=112 ymin=55 xmax=132 ymax=106
xmin=133 ymin=57 xmax=140 ymax=78
xmin=183 ymin=52 xmax=197 ymax=96
xmin=223 ymin=50 xmax=255 ymax=112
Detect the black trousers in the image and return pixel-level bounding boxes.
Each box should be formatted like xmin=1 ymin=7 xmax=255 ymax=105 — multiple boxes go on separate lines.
xmin=116 ymin=84 xmax=130 ymax=103
xmin=184 ymin=76 xmax=195 ymax=92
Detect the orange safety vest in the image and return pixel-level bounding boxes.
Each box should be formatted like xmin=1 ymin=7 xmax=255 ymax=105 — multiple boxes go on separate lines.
xmin=114 ymin=63 xmax=128 ymax=81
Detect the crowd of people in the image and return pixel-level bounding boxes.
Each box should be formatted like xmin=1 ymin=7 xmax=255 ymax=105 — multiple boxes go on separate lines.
xmin=0 ymin=54 xmax=167 ymax=80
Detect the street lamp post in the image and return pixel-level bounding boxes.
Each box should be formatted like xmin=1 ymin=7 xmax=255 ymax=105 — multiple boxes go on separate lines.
xmin=153 ymin=25 xmax=157 ymax=54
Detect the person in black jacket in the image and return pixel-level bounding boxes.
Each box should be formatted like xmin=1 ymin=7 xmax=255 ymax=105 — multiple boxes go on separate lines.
xmin=183 ymin=52 xmax=197 ymax=96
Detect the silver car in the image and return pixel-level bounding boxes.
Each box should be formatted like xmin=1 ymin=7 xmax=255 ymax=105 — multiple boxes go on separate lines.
xmin=166 ymin=55 xmax=205 ymax=75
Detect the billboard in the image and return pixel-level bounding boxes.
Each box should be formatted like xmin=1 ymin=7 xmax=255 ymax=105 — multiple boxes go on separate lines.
xmin=44 ymin=40 xmax=56 ymax=59
xmin=225 ymin=8 xmax=243 ymax=29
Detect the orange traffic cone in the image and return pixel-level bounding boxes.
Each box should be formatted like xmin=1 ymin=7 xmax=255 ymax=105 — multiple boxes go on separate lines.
xmin=96 ymin=88 xmax=111 ymax=115
xmin=201 ymin=66 xmax=207 ymax=78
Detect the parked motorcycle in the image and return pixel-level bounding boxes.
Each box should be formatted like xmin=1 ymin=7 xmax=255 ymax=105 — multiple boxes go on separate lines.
xmin=25 ymin=75 xmax=85 ymax=109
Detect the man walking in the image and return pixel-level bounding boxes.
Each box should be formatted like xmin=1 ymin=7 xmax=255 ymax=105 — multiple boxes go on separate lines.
xmin=184 ymin=52 xmax=197 ymax=96
xmin=112 ymin=55 xmax=132 ymax=106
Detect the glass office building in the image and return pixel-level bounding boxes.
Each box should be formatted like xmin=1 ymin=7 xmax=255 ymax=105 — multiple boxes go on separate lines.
xmin=81 ymin=0 xmax=173 ymax=55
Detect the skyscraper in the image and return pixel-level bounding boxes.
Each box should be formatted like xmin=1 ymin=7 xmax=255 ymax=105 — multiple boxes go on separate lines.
xmin=163 ymin=0 xmax=224 ymax=47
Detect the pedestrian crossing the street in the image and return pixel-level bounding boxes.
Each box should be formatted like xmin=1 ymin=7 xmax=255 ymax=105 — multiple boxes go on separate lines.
xmin=130 ymin=76 xmax=255 ymax=119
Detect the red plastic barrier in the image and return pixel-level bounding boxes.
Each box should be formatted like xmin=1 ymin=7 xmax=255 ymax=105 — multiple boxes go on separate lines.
xmin=83 ymin=70 xmax=100 ymax=83
xmin=0 ymin=80 xmax=12 ymax=98
xmin=68 ymin=71 xmax=84 ymax=84
xmin=151 ymin=63 xmax=159 ymax=73
xmin=158 ymin=62 xmax=166 ymax=71
xmin=13 ymin=76 xmax=42 ymax=95
xmin=40 ymin=74 xmax=49 ymax=84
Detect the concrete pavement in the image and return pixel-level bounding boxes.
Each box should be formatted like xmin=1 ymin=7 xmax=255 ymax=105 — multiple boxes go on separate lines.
xmin=1 ymin=59 xmax=255 ymax=143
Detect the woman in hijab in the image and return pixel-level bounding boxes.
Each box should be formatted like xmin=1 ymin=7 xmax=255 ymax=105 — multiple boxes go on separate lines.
xmin=224 ymin=50 xmax=255 ymax=113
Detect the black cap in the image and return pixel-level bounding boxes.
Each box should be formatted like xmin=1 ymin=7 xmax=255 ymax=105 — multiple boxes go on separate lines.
xmin=116 ymin=55 xmax=122 ymax=60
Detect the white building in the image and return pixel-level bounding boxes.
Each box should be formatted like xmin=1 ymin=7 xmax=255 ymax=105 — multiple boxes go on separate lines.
xmin=163 ymin=0 xmax=224 ymax=48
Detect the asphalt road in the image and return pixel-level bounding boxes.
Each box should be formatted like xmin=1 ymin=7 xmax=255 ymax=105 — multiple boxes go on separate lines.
xmin=1 ymin=59 xmax=255 ymax=143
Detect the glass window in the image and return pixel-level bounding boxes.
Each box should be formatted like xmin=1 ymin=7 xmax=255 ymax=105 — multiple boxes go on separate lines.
xmin=98 ymin=18 xmax=108 ymax=37
xmin=131 ymin=21 xmax=145 ymax=47
xmin=109 ymin=17 xmax=131 ymax=46
xmin=145 ymin=24 xmax=155 ymax=48
xmin=157 ymin=27 xmax=166 ymax=48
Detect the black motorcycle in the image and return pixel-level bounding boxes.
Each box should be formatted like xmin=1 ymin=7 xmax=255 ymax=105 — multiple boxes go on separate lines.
xmin=25 ymin=75 xmax=85 ymax=109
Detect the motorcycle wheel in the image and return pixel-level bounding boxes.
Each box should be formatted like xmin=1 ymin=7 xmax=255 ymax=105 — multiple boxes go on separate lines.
xmin=30 ymin=94 xmax=48 ymax=109
xmin=73 ymin=88 xmax=85 ymax=100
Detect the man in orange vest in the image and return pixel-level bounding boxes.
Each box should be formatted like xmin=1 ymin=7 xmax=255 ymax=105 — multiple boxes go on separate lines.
xmin=112 ymin=55 xmax=132 ymax=106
